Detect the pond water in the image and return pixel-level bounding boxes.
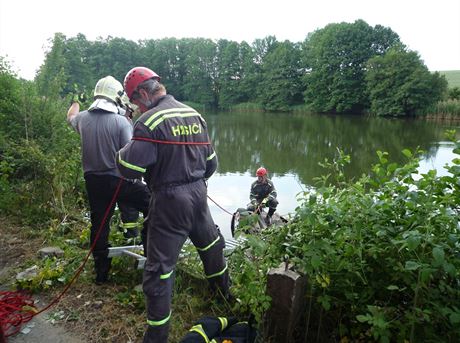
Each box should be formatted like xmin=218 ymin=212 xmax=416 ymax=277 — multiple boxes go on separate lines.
xmin=203 ymin=112 xmax=460 ymax=239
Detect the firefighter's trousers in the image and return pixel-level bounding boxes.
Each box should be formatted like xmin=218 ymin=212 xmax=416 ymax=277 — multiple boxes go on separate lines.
xmin=143 ymin=180 xmax=229 ymax=343
xmin=85 ymin=175 xmax=150 ymax=281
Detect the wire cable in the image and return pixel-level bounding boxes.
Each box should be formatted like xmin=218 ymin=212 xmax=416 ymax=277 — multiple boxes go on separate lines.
xmin=207 ymin=195 xmax=235 ymax=216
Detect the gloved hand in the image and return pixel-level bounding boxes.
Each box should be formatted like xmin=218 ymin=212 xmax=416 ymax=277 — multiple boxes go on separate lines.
xmin=70 ymin=84 xmax=88 ymax=105
xmin=261 ymin=197 xmax=269 ymax=206
xmin=71 ymin=92 xmax=87 ymax=105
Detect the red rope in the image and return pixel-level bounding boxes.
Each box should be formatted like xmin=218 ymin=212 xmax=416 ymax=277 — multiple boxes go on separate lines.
xmin=0 ymin=291 xmax=35 ymax=338
xmin=132 ymin=137 xmax=210 ymax=145
xmin=0 ymin=179 xmax=123 ymax=338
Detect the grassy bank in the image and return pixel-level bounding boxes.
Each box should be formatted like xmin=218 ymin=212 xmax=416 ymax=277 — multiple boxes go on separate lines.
xmin=420 ymin=99 xmax=460 ymax=119
xmin=439 ymin=70 xmax=460 ymax=88
xmin=0 ymin=216 xmax=232 ymax=342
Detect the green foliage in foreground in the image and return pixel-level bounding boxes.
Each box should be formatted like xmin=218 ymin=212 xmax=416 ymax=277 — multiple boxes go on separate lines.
xmin=0 ymin=58 xmax=84 ymax=225
xmin=230 ymin=134 xmax=460 ymax=342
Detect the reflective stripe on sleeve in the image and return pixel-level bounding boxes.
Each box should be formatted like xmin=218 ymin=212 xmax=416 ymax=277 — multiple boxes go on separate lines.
xmin=146 ymin=311 xmax=171 ymax=326
xmin=207 ymin=152 xmax=216 ymax=161
xmin=160 ymin=270 xmax=174 ymax=280
xmin=195 ymin=236 xmax=220 ymax=252
xmin=189 ymin=324 xmax=210 ymax=343
xmin=118 ymin=154 xmax=146 ymax=173
xmin=205 ymin=264 xmax=228 ymax=279
xmin=218 ymin=317 xmax=228 ymax=331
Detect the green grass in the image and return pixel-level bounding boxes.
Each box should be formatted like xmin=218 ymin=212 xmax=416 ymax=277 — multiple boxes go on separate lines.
xmin=439 ymin=70 xmax=460 ymax=88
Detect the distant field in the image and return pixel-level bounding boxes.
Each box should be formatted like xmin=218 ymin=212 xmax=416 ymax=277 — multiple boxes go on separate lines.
xmin=439 ymin=70 xmax=460 ymax=88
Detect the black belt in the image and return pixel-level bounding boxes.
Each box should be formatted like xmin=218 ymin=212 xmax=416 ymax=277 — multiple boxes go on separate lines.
xmin=153 ymin=179 xmax=203 ymax=192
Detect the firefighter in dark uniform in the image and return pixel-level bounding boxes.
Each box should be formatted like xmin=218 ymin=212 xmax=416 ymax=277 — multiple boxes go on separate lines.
xmin=180 ymin=316 xmax=257 ymax=342
xmin=116 ymin=67 xmax=230 ymax=343
xmin=247 ymin=167 xmax=278 ymax=225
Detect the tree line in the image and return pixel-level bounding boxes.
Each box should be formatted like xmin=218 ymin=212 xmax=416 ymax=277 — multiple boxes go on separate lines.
xmin=35 ymin=19 xmax=448 ymax=116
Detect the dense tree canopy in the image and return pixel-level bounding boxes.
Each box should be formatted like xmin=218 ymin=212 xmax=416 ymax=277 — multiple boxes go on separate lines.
xmin=258 ymin=40 xmax=304 ymax=111
xmin=302 ymin=20 xmax=401 ymax=113
xmin=30 ymin=20 xmax=448 ymax=115
xmin=366 ymin=47 xmax=448 ymax=116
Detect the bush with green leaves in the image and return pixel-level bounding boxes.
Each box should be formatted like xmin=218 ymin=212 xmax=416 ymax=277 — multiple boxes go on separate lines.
xmin=0 ymin=59 xmax=84 ymax=226
xmin=14 ymin=247 xmax=87 ymax=292
xmin=230 ymin=132 xmax=460 ymax=342
xmin=448 ymin=87 xmax=460 ymax=101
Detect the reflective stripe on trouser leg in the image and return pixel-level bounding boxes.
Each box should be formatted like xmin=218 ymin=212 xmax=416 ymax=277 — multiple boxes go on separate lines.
xmin=143 ymin=264 xmax=175 ymax=343
xmin=120 ymin=221 xmax=139 ymax=230
xmin=195 ymin=230 xmax=229 ymax=293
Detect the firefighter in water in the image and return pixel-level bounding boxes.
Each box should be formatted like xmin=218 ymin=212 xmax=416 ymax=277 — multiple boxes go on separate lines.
xmin=116 ymin=67 xmax=230 ymax=343
xmin=247 ymin=167 xmax=278 ymax=225
xmin=67 ymin=76 xmax=150 ymax=285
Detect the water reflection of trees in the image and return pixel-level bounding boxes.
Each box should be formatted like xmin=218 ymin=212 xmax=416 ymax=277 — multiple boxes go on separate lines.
xmin=205 ymin=113 xmax=450 ymax=186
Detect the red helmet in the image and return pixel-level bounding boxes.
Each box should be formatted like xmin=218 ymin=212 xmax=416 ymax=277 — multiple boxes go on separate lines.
xmin=124 ymin=67 xmax=161 ymax=100
xmin=256 ymin=167 xmax=267 ymax=177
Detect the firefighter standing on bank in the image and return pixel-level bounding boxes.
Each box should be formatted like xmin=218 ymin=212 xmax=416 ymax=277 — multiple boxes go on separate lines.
xmin=116 ymin=67 xmax=230 ymax=343
xmin=247 ymin=167 xmax=278 ymax=225
xmin=67 ymin=76 xmax=151 ymax=284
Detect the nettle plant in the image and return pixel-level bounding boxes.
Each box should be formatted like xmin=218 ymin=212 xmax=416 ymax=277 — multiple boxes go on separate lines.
xmin=230 ymin=131 xmax=460 ymax=342
xmin=15 ymin=257 xmax=69 ymax=292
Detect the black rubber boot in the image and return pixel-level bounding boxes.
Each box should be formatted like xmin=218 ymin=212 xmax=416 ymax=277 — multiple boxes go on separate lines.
xmin=264 ymin=215 xmax=271 ymax=226
xmin=143 ymin=322 xmax=170 ymax=343
xmin=94 ymin=255 xmax=112 ymax=285
xmin=264 ymin=208 xmax=275 ymax=226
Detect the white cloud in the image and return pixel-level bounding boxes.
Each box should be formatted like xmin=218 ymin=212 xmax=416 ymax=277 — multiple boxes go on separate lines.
xmin=1 ymin=0 xmax=459 ymax=79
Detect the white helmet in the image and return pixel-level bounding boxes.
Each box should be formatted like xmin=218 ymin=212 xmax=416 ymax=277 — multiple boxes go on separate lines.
xmin=93 ymin=76 xmax=123 ymax=102
xmin=89 ymin=76 xmax=123 ymax=112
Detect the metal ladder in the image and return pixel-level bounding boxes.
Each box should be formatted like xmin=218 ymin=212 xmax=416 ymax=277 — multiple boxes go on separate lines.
xmin=108 ymin=237 xmax=244 ymax=270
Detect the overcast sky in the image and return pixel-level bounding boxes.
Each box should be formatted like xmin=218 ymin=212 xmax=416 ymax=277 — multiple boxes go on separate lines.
xmin=1 ymin=0 xmax=459 ymax=80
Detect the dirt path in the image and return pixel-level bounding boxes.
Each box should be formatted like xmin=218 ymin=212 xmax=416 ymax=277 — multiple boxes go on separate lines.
xmin=0 ymin=217 xmax=85 ymax=343
xmin=7 ymin=311 xmax=84 ymax=343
